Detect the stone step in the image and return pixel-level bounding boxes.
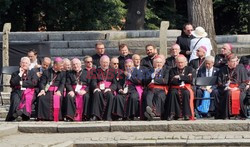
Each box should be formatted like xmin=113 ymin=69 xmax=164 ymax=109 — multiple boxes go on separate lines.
xmin=7 ymin=120 xmax=250 ymax=133
xmin=73 ymin=139 xmax=250 ymax=147
xmin=1 ymin=121 xmax=250 ymax=146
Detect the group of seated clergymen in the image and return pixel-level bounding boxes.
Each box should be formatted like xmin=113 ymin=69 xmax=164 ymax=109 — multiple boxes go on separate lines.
xmin=6 ymin=27 xmax=250 ymax=122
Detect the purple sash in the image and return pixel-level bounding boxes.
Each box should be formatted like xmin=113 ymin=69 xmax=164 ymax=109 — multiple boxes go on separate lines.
xmin=18 ymin=88 xmax=35 ymax=115
xmin=48 ymin=86 xmax=60 ymax=122
xmin=72 ymin=85 xmax=87 ymax=121
xmin=126 ymin=80 xmax=143 ymax=119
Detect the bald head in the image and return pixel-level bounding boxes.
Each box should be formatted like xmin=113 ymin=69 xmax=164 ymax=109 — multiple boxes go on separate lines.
xmin=110 ymin=57 xmax=119 ymax=69
xmin=170 ymin=44 xmax=181 ymax=57
xmin=221 ymin=43 xmax=232 ymax=55
xmin=132 ymin=54 xmax=141 ymax=67
xmin=100 ymin=55 xmax=110 ymax=70
xmin=72 ymin=58 xmax=82 ymax=72
xmin=176 ymin=55 xmax=187 ymax=69
xmin=41 ymin=57 xmax=51 ymax=70
xmin=63 ymin=58 xmax=71 ymax=71
xmin=153 ymin=56 xmax=164 ymax=69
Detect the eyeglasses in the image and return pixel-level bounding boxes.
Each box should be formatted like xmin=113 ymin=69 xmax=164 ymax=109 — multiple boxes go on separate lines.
xmin=85 ymin=61 xmax=93 ymax=63
xmin=113 ymin=63 xmax=119 ymax=65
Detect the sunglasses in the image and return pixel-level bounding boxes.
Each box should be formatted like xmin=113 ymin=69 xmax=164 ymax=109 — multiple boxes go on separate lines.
xmin=113 ymin=63 xmax=119 ymax=65
xmin=85 ymin=61 xmax=93 ymax=63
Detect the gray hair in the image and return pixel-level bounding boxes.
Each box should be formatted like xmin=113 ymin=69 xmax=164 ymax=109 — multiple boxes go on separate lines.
xmin=132 ymin=54 xmax=140 ymax=60
xmin=83 ymin=55 xmax=92 ymax=62
xmin=63 ymin=58 xmax=71 ymax=63
xmin=21 ymin=56 xmax=30 ymax=64
xmin=205 ymin=56 xmax=215 ymax=63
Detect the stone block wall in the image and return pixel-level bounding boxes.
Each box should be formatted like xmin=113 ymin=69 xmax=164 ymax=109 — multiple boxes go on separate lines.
xmin=0 ymin=30 xmax=249 ymax=60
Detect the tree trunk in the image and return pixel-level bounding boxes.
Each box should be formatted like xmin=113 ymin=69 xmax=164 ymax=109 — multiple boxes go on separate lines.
xmin=125 ymin=0 xmax=147 ymax=30
xmin=187 ymin=0 xmax=217 ymax=54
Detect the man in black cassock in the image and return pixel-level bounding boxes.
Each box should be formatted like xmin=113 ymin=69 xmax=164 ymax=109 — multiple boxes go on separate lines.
xmin=37 ymin=57 xmax=65 ymax=121
xmin=92 ymin=42 xmax=109 ymax=68
xmin=112 ymin=59 xmax=144 ymax=120
xmin=90 ymin=55 xmax=117 ymax=121
xmin=176 ymin=23 xmax=194 ymax=60
xmin=189 ymin=46 xmax=207 ymax=71
xmin=167 ymin=55 xmax=196 ymax=121
xmin=217 ymin=54 xmax=248 ymax=119
xmin=165 ymin=44 xmax=181 ymax=69
xmin=6 ymin=57 xmax=38 ymax=121
xmin=143 ymin=55 xmax=169 ymax=120
xmin=32 ymin=57 xmax=52 ymax=118
xmin=140 ymin=44 xmax=158 ymax=68
xmin=64 ymin=58 xmax=92 ymax=121
xmin=118 ymin=44 xmax=133 ymax=70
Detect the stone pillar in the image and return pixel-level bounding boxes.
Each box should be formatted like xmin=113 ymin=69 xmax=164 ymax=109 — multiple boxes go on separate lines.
xmin=2 ymin=23 xmax=11 ymax=93
xmin=2 ymin=23 xmax=11 ymax=67
xmin=159 ymin=21 xmax=169 ymax=57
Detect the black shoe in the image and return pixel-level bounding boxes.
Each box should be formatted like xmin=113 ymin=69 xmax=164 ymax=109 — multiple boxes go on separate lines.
xmin=146 ymin=106 xmax=156 ymax=117
xmin=167 ymin=115 xmax=174 ymax=121
xmin=90 ymin=116 xmax=97 ymax=121
xmin=144 ymin=112 xmax=153 ymax=121
xmin=128 ymin=117 xmax=135 ymax=121
xmin=65 ymin=117 xmax=73 ymax=122
xmin=184 ymin=115 xmax=190 ymax=120
xmin=117 ymin=118 xmax=123 ymax=121
xmin=21 ymin=115 xmax=30 ymax=121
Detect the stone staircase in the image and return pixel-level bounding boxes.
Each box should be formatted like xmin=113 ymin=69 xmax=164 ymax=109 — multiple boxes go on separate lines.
xmin=0 ymin=30 xmax=249 ymax=60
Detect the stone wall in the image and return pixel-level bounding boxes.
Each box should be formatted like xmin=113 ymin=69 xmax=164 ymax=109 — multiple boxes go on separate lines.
xmin=0 ymin=30 xmax=250 ymax=59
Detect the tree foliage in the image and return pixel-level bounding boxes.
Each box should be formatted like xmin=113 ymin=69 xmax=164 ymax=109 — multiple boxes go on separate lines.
xmin=0 ymin=0 xmax=248 ymax=34
xmin=213 ymin=0 xmax=249 ymax=34
xmin=0 ymin=0 xmax=126 ymax=31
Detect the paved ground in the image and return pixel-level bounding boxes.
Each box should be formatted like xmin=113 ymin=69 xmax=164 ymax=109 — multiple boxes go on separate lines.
xmin=1 ymin=120 xmax=250 ymax=146
xmin=1 ymin=131 xmax=250 ymax=146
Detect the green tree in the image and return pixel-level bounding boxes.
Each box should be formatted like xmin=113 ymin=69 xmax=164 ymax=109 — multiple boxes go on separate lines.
xmin=0 ymin=0 xmax=126 ymax=31
xmin=145 ymin=0 xmax=188 ymax=30
xmin=213 ymin=0 xmax=249 ymax=34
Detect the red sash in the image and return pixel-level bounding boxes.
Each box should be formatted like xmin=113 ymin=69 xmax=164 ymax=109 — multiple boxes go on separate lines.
xmin=18 ymin=88 xmax=35 ymax=115
xmin=148 ymin=83 xmax=168 ymax=95
xmin=229 ymin=84 xmax=240 ymax=115
xmin=48 ymin=86 xmax=60 ymax=122
xmin=72 ymin=85 xmax=87 ymax=121
xmin=171 ymin=84 xmax=195 ymax=120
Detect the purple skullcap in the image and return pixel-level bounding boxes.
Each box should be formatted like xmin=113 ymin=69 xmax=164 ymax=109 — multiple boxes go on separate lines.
xmin=54 ymin=57 xmax=63 ymax=62
xmin=227 ymin=43 xmax=233 ymax=51
xmin=199 ymin=45 xmax=207 ymax=52
xmin=125 ymin=59 xmax=133 ymax=63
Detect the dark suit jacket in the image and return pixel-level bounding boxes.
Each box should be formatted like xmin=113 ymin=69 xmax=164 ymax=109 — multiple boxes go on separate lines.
xmin=197 ymin=67 xmax=219 ymax=90
xmin=197 ymin=67 xmax=219 ymax=78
